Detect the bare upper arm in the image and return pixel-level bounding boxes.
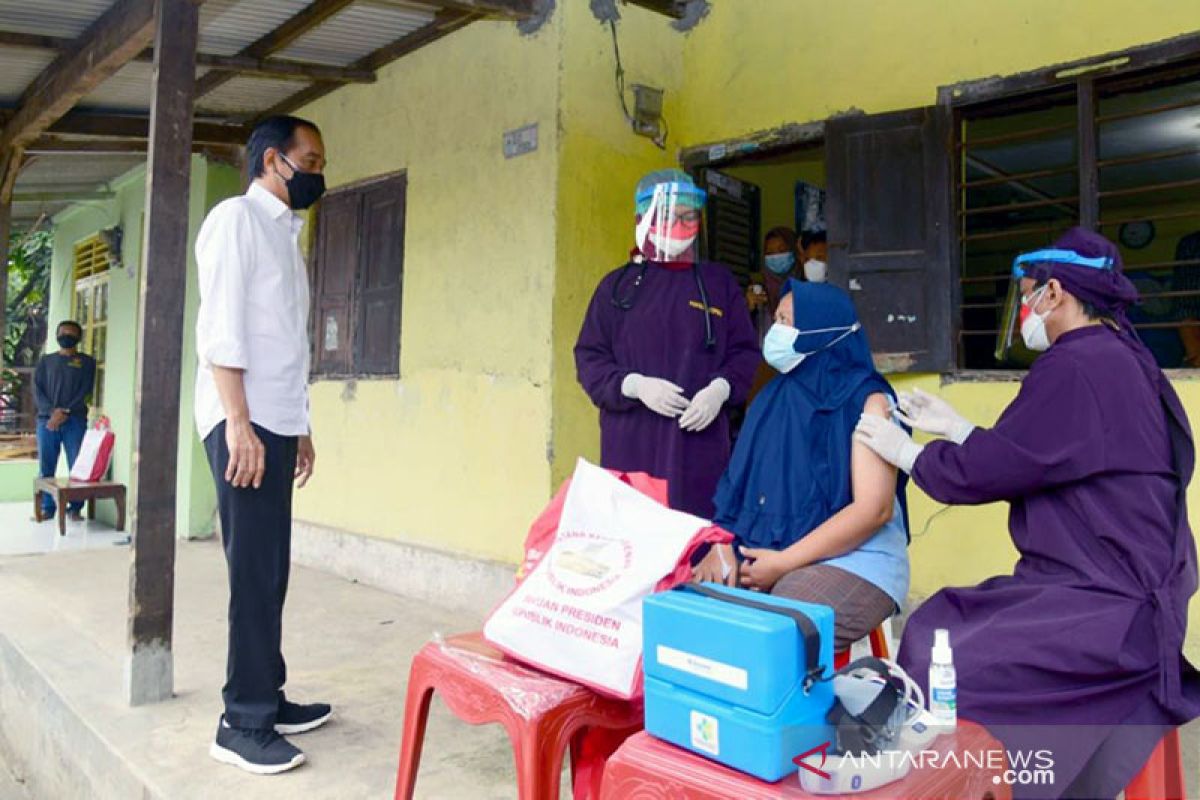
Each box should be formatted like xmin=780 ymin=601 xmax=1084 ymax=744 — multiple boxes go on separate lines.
xmin=851 ymin=393 xmax=899 ymax=518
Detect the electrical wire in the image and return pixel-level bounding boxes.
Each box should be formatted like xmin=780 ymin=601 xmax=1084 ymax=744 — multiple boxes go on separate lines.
xmin=608 ymin=19 xmax=667 ymax=149
xmin=609 ymin=20 xmax=634 ymax=124
xmin=913 ymin=503 xmax=953 ymax=539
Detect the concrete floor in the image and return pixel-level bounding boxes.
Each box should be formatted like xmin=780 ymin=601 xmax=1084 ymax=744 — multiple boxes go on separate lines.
xmin=0 ymin=501 xmax=127 ymax=556
xmin=0 ymin=539 xmax=541 ymax=799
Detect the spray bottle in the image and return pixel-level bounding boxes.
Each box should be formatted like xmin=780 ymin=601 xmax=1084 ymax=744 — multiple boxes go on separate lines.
xmin=929 ymin=628 xmax=957 ymax=729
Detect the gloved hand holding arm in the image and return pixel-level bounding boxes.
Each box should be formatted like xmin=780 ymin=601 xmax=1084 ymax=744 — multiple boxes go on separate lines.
xmin=621 ymin=373 xmax=690 ymax=418
xmin=678 ymin=377 xmax=731 ymax=432
xmin=854 ymin=413 xmax=924 ymax=474
xmin=894 ymin=388 xmax=975 ymax=445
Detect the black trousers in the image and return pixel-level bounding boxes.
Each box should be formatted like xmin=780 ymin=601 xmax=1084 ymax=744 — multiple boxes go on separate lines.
xmin=204 ymin=421 xmax=297 ymax=730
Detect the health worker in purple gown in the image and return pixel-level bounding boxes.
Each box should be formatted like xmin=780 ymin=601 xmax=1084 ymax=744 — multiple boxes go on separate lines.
xmin=854 ymin=228 xmax=1200 ymax=799
xmin=574 ymin=170 xmax=759 ymax=519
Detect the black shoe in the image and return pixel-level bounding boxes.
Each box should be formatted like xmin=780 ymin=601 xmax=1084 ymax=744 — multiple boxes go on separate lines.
xmin=275 ymin=699 xmax=332 ymax=735
xmin=210 ymin=717 xmax=306 ymax=775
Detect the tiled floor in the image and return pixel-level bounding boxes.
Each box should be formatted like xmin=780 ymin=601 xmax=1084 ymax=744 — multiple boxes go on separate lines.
xmin=0 ymin=502 xmax=127 ymax=556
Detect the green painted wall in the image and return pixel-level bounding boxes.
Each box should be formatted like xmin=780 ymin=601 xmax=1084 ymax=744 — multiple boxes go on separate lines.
xmin=48 ymin=156 xmax=240 ymax=537
xmin=0 ymin=460 xmax=38 ymax=503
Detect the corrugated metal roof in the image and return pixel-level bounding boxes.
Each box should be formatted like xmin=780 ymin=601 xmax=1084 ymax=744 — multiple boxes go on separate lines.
xmin=199 ymin=74 xmax=312 ymax=117
xmin=79 ymin=64 xmax=218 ymax=114
xmin=276 ymin=1 xmax=437 ymax=66
xmin=20 ymin=154 xmax=143 ymax=186
xmin=13 ymin=154 xmax=145 ymax=224
xmin=0 ymin=48 xmax=57 ymax=105
xmin=77 ymin=60 xmax=154 ymax=113
xmin=0 ymin=0 xmax=112 ymax=39
xmin=199 ymin=0 xmax=313 ymax=57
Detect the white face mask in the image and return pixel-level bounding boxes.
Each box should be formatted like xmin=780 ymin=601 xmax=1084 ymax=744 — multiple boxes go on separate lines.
xmin=803 ymin=258 xmax=827 ymax=283
xmin=1020 ymin=286 xmax=1051 ymax=352
xmin=647 ymin=230 xmax=696 ymax=259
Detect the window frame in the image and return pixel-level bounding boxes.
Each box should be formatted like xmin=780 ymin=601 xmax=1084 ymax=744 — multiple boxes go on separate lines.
xmin=70 ymin=233 xmax=110 ymax=411
xmin=940 ymin=32 xmax=1200 ymax=376
xmin=308 ymin=170 xmax=407 ymax=381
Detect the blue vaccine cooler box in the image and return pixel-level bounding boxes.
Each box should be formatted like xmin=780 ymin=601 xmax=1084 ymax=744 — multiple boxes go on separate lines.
xmin=643 ymin=583 xmax=835 ymax=782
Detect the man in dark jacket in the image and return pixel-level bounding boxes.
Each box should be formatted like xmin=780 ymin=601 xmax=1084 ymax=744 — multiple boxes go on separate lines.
xmin=34 ymin=320 xmax=95 ymax=520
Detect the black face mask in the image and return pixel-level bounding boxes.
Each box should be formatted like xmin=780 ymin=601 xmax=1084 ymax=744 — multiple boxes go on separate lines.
xmin=57 ymin=334 xmax=79 ymax=349
xmin=278 ymin=154 xmax=326 ymax=210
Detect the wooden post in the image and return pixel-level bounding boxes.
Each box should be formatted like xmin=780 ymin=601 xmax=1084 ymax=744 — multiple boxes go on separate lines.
xmin=126 ymin=0 xmax=198 ymax=706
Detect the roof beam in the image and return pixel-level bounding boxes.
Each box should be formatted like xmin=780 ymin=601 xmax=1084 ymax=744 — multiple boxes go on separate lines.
xmin=418 ymin=0 xmax=535 ymax=18
xmin=255 ymin=9 xmax=478 ymax=120
xmin=0 ymin=0 xmax=169 ymax=153
xmin=26 ymin=134 xmax=240 ymax=157
xmin=0 ymin=30 xmax=376 ymax=85
xmin=193 ymin=0 xmax=359 ymax=99
xmin=35 ymin=112 xmax=249 ymax=144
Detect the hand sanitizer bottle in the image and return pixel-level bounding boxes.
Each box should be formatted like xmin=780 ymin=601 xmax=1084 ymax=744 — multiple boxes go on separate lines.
xmin=929 ymin=628 xmax=957 ymax=729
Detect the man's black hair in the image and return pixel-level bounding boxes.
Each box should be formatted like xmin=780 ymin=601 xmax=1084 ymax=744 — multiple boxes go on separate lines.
xmin=800 ymin=230 xmax=827 ymax=250
xmin=246 ymin=115 xmax=322 ymax=179
xmin=57 ymin=320 xmax=83 ymax=335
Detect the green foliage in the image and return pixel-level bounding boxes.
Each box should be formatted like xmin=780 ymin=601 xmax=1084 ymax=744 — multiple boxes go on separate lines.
xmin=5 ymin=228 xmax=53 ymax=367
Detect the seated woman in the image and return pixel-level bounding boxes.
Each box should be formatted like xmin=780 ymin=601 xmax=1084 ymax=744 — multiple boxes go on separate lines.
xmin=695 ymin=280 xmax=909 ymax=651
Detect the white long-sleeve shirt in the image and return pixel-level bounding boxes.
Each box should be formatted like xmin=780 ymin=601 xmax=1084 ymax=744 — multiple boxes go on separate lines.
xmin=194 ymin=182 xmax=310 ymax=440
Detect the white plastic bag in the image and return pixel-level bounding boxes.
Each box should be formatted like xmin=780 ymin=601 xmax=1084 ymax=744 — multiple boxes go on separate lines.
xmin=484 ymin=458 xmax=723 ymax=699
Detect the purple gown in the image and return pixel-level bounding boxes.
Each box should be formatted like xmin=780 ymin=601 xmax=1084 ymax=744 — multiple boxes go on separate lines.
xmin=899 ymin=326 xmax=1200 ymax=798
xmin=574 ymin=260 xmax=760 ymax=518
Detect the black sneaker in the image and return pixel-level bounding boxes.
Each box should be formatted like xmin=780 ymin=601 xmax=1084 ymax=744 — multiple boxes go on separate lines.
xmin=210 ymin=717 xmax=306 ymax=775
xmin=275 ymin=699 xmax=332 ymax=735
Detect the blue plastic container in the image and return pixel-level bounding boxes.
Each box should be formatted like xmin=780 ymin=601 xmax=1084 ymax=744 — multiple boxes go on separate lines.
xmin=642 ymin=583 xmax=835 ymax=782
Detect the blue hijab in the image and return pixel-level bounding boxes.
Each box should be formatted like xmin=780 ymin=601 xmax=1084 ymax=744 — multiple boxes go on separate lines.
xmin=713 ymin=280 xmax=910 ymax=549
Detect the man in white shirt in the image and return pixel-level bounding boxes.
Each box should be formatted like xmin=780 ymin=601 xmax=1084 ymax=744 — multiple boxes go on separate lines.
xmin=196 ymin=115 xmax=329 ymax=775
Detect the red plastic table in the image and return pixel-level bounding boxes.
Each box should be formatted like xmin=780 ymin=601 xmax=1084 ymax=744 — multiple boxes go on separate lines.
xmin=600 ymin=725 xmax=1013 ymax=800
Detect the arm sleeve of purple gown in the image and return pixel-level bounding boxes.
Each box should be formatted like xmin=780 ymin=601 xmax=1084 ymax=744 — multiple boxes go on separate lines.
xmin=711 ymin=271 xmax=761 ymax=406
xmin=574 ymin=280 xmax=640 ymax=413
xmin=912 ymin=352 xmax=1105 ymax=505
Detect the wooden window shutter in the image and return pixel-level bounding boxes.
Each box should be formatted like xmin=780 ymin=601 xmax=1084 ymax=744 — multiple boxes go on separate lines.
xmin=313 ymin=190 xmax=360 ymax=376
xmin=353 ymin=175 xmax=406 ymax=376
xmin=700 ymin=169 xmax=761 ymax=285
xmin=826 ymin=106 xmax=955 ymax=373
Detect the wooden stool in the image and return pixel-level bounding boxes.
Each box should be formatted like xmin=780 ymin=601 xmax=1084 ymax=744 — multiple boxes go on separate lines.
xmin=394 ymin=632 xmax=643 ymax=800
xmin=33 ymin=477 xmax=127 ymax=538
xmin=600 ymin=724 xmax=1012 ymax=800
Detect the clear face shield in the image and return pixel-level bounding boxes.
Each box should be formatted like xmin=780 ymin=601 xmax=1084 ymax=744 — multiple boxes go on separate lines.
xmin=994 ymin=248 xmax=1115 ymax=363
xmin=634 ymin=180 xmax=706 ymax=264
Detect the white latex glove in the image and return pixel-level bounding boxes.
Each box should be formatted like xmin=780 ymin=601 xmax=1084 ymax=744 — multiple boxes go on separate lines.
xmin=622 ymin=373 xmax=689 ymax=418
xmin=679 ymin=378 xmax=731 ymax=432
xmin=854 ymin=413 xmax=924 ymax=474
xmin=895 ymin=388 xmax=975 ymax=445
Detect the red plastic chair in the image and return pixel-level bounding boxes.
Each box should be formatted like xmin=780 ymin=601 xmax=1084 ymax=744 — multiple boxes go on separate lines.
xmin=833 ymin=622 xmax=891 ymax=670
xmin=1125 ymin=728 xmax=1185 ymax=800
xmin=394 ymin=632 xmax=643 ymax=800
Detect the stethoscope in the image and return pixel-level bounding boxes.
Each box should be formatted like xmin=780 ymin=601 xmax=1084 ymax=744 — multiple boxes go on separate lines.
xmin=610 ymin=258 xmax=716 ymax=350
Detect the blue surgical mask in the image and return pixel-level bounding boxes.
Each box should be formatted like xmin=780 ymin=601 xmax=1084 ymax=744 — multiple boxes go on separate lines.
xmin=763 ymin=321 xmax=863 ymax=373
xmin=764 ymin=252 xmax=796 ymax=276
xmin=763 ymin=324 xmax=804 ymax=373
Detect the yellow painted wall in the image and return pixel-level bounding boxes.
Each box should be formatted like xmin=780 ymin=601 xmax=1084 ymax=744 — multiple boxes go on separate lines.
xmin=294 ymin=17 xmax=561 ymax=563
xmin=679 ymin=0 xmax=1200 ymax=147
xmin=289 ymin=1 xmax=1200 ymax=667
xmin=665 ymin=1 xmax=1200 ymax=660
xmin=549 ymin=1 xmax=685 ymax=487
